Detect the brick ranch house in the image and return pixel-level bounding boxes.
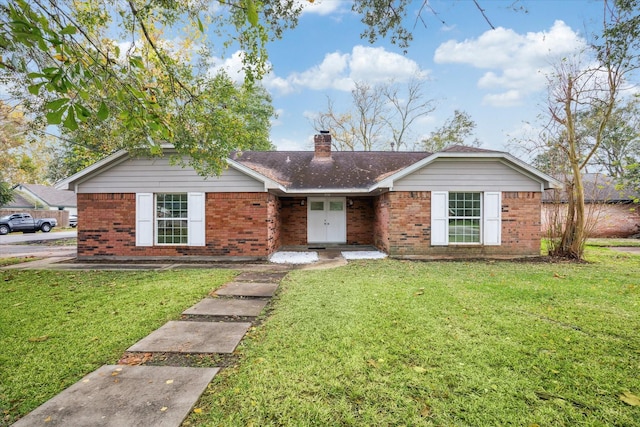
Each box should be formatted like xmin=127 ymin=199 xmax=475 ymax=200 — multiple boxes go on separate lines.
xmin=57 ymin=132 xmax=560 ymax=261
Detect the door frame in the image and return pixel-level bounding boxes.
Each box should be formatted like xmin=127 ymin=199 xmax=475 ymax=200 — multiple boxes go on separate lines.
xmin=306 ymin=196 xmax=347 ymax=244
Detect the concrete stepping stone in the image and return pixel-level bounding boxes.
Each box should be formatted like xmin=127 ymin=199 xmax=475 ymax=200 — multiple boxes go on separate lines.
xmin=12 ymin=365 xmax=218 ymax=427
xmin=127 ymin=321 xmax=251 ymax=354
xmin=235 ymin=272 xmax=288 ymax=283
xmin=214 ymin=281 xmax=279 ymax=297
xmin=183 ymin=298 xmax=268 ymax=317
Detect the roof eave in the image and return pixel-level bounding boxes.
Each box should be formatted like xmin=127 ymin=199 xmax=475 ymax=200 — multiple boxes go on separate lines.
xmin=225 ymin=158 xmax=286 ymax=192
xmin=55 ymin=149 xmax=130 ymax=192
xmin=374 ymin=151 xmax=563 ymax=191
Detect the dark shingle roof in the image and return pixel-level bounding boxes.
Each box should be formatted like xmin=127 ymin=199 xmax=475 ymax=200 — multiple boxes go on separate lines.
xmin=440 ymin=144 xmax=503 ymax=153
xmin=14 ymin=184 xmax=77 ymax=207
xmin=231 ymin=151 xmax=433 ymax=190
xmin=543 ymin=173 xmax=639 ymax=202
xmin=1 ymin=192 xmax=34 ymax=208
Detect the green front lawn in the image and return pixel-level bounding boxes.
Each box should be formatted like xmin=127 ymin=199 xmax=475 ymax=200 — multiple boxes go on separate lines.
xmin=191 ymin=247 xmax=639 ymax=426
xmin=2 ymin=246 xmax=639 ymax=426
xmin=0 ymin=269 xmax=235 ymax=425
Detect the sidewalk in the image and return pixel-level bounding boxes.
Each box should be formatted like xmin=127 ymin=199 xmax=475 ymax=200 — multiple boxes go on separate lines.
xmin=7 ymin=249 xmax=387 ymax=425
xmin=12 ymin=270 xmax=288 ymax=427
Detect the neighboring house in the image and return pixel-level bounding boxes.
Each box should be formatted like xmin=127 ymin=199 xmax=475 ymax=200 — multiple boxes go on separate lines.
xmin=542 ymin=174 xmax=640 ymax=238
xmin=57 ymin=132 xmax=560 ymax=260
xmin=1 ymin=184 xmax=77 ymax=227
xmin=7 ymin=183 xmax=77 ymax=214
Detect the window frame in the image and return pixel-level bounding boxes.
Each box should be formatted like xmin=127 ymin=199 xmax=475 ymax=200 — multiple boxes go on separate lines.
xmin=431 ymin=191 xmax=501 ymax=247
xmin=136 ymin=192 xmax=206 ymax=247
xmin=447 ymin=192 xmax=482 ymax=244
xmin=155 ymin=193 xmax=189 ymax=245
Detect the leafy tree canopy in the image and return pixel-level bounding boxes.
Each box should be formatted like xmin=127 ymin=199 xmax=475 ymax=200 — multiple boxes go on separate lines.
xmin=421 ymin=109 xmax=480 ymax=152
xmin=0 ymin=0 xmax=291 ymax=175
xmin=1 ymin=0 xmax=461 ymax=176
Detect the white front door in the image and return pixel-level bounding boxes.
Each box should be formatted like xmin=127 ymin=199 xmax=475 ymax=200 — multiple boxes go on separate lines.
xmin=307 ymin=197 xmax=346 ymax=243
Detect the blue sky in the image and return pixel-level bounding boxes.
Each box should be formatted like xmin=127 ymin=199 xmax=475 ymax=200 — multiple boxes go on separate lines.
xmin=211 ymin=0 xmax=605 ymax=154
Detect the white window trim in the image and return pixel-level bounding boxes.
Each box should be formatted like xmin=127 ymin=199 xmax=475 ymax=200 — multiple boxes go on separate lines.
xmin=135 ymin=192 xmax=205 ymax=247
xmin=431 ymin=191 xmax=501 ymax=246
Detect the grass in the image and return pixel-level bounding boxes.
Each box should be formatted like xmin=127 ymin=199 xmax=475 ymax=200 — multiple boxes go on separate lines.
xmin=187 ymin=246 xmax=640 ymax=426
xmin=0 ymin=269 xmax=235 ymax=425
xmin=587 ymin=237 xmax=640 ymax=247
xmin=0 ymin=257 xmax=41 ymax=267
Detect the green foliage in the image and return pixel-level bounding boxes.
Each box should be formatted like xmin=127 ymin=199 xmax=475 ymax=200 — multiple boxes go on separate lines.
xmin=0 ymin=0 xmax=293 ymax=176
xmin=0 ymin=269 xmax=236 ymax=424
xmin=421 ymin=109 xmax=480 ymax=151
xmin=0 ymin=180 xmax=14 ymax=206
xmin=192 ymin=254 xmax=640 ymax=425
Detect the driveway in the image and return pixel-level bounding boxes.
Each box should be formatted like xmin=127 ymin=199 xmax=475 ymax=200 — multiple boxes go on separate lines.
xmin=0 ymin=230 xmax=77 ymax=258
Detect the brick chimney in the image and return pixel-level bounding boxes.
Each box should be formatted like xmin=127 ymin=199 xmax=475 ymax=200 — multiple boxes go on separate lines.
xmin=313 ymin=130 xmax=332 ymax=160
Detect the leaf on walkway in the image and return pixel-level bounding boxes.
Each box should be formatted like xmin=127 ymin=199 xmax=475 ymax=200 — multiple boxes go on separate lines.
xmin=160 ymin=406 xmax=168 ymax=412
xmin=166 ymin=379 xmax=174 ymax=384
xmin=620 ymin=391 xmax=640 ymax=406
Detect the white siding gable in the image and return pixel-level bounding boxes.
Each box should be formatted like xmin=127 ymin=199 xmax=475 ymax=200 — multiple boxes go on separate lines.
xmin=76 ymin=157 xmax=265 ymax=194
xmin=395 ymin=159 xmax=542 ymax=192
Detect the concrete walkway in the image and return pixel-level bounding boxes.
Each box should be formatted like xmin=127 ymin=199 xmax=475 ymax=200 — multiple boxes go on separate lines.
xmin=12 ymin=270 xmax=288 ymax=426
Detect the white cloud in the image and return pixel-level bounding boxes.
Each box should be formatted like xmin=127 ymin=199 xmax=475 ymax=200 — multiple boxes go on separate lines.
xmin=298 ymin=0 xmax=344 ymax=16
xmin=207 ymin=51 xmax=247 ymax=83
xmin=265 ymin=45 xmax=428 ymax=94
xmin=434 ymin=20 xmax=586 ymax=107
xmin=482 ymin=90 xmax=522 ymax=107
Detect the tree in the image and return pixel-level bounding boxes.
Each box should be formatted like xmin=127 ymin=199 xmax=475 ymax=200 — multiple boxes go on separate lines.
xmin=383 ymin=77 xmax=436 ymax=151
xmin=0 ymin=0 xmax=291 ymax=175
xmin=0 ymin=101 xmax=51 ymax=184
xmin=0 ymin=180 xmax=13 ymax=206
xmin=583 ymin=97 xmax=640 ymax=179
xmin=314 ymin=82 xmax=386 ymax=151
xmin=313 ymin=78 xmax=435 ymax=151
xmin=46 ymin=72 xmax=275 ymax=179
xmin=421 ymin=110 xmax=480 ymax=152
xmin=1 ymin=1 xmax=496 ymax=171
xmin=536 ymin=0 xmax=639 ymax=259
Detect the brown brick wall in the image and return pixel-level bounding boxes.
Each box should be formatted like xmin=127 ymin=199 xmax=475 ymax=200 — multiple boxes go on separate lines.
xmin=347 ymin=198 xmax=374 ymax=245
xmin=542 ymin=203 xmax=640 ymax=238
xmin=384 ymin=191 xmax=543 ymax=258
xmin=267 ymin=194 xmax=281 ymax=253
xmin=386 ymin=191 xmax=432 ymax=256
xmin=373 ymin=193 xmax=390 ymax=252
xmin=280 ymin=197 xmax=307 ymax=245
xmin=77 ymin=192 xmax=273 ymax=259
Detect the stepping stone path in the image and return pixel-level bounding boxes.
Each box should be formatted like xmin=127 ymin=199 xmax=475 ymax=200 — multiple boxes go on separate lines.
xmin=13 ymin=270 xmax=288 ymax=427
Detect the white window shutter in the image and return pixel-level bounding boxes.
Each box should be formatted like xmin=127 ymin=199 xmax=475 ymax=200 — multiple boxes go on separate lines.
xmin=483 ymin=192 xmax=502 ymax=245
xmin=136 ymin=193 xmax=154 ymax=246
xmin=431 ymin=191 xmax=448 ymax=246
xmin=188 ymin=192 xmax=206 ymax=246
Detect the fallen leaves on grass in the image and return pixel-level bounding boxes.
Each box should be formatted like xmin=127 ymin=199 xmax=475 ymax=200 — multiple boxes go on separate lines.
xmin=420 ymin=404 xmax=431 ymax=417
xmin=619 ymin=391 xmax=640 ymax=406
xmin=28 ymin=335 xmax=49 ymax=342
